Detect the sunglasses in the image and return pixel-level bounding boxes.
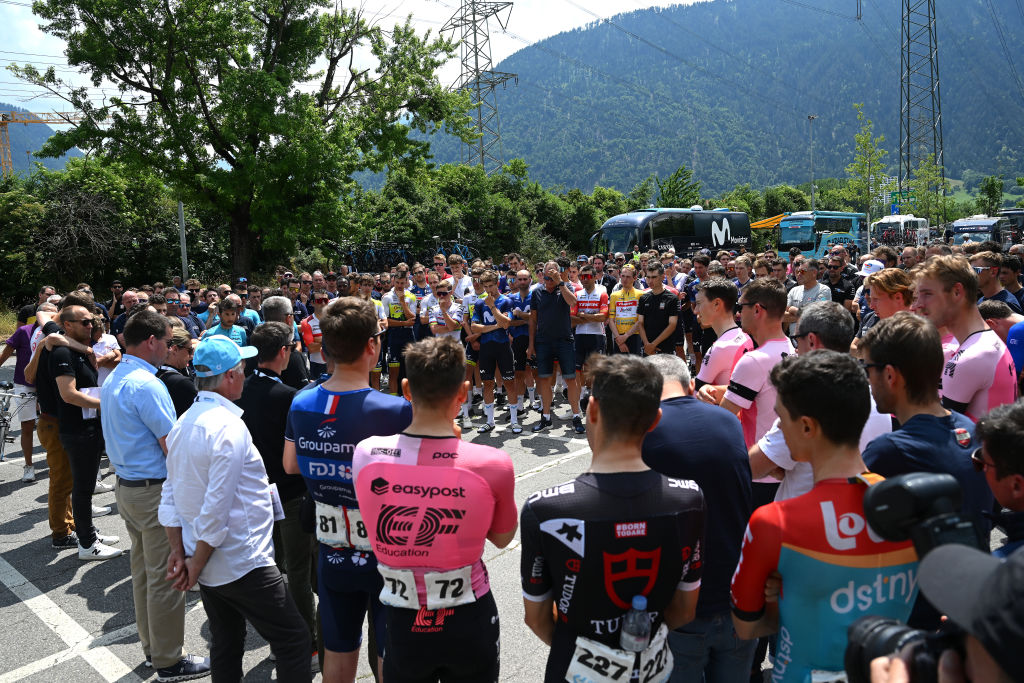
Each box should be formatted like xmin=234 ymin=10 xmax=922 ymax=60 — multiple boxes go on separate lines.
xmin=859 ymin=361 xmax=887 ymax=375
xmin=972 ymin=266 xmax=994 ymax=274
xmin=970 ymin=447 xmax=994 ymax=473
xmin=734 ymin=302 xmax=757 ymax=312
xmin=180 ymin=302 xmax=191 ymax=308
xmin=789 ymin=332 xmax=809 ymax=346
xmin=580 ymin=274 xmax=594 ymax=280
xmin=70 ymin=318 xmax=97 ymax=327
xmin=827 ymin=265 xmax=841 ymax=270
xmin=163 ymin=338 xmax=175 ymax=348
xmin=314 ymin=298 xmax=329 ymax=304
xmin=301 ymin=280 xmax=313 ymax=285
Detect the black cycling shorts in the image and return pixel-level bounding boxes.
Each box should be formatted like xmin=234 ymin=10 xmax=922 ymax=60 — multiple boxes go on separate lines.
xmin=511 ymin=335 xmax=533 ymax=371
xmin=573 ymin=334 xmax=605 ymax=370
xmin=478 ymin=341 xmax=515 ymax=382
xmin=383 ymin=590 xmax=500 ymax=683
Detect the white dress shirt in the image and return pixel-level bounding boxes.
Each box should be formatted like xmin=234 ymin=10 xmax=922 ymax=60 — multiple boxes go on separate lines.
xmin=159 ymin=390 xmax=276 ymax=587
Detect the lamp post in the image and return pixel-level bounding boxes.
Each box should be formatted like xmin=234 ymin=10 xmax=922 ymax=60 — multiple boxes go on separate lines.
xmin=808 ymin=114 xmax=818 ymax=212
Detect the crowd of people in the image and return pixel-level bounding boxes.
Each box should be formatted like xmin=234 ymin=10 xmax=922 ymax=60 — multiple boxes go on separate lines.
xmin=1 ymin=236 xmax=1023 ymax=683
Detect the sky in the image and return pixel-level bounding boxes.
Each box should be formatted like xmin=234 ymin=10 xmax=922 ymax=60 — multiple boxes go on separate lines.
xmin=0 ymin=0 xmax=700 ymax=126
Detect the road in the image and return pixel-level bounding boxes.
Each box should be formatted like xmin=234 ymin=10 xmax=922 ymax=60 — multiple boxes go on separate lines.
xmin=0 ymin=356 xmax=594 ymax=681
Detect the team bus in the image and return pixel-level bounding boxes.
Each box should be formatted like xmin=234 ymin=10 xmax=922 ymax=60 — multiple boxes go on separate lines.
xmin=871 ymin=214 xmax=930 ymax=246
xmin=998 ymin=209 xmax=1024 ymax=243
xmin=778 ymin=210 xmax=868 ymax=260
xmin=591 ymin=207 xmax=752 ymax=257
xmin=951 ymin=215 xmax=1017 ymax=247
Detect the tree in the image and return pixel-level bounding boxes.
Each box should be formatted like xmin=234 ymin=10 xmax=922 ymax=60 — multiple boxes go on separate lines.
xmin=626 ymin=175 xmax=656 ymax=211
xmin=1017 ymin=177 xmax=1024 ymax=208
xmin=843 ymin=103 xmax=891 ymax=222
xmin=908 ymin=154 xmax=952 ymax=225
xmin=976 ymin=175 xmax=1004 ymax=216
xmin=763 ymin=185 xmax=809 ymax=217
xmin=14 ymin=0 xmax=474 ymax=276
xmin=656 ymin=165 xmax=702 ymax=208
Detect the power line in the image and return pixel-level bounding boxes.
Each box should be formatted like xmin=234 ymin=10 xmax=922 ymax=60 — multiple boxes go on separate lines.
xmin=0 ymin=49 xmax=67 ymax=59
xmin=863 ymin=0 xmax=899 ymax=42
xmin=560 ymin=0 xmax=800 ymax=117
xmin=778 ymin=0 xmax=857 ymax=21
xmin=983 ymin=0 xmax=1024 ymax=105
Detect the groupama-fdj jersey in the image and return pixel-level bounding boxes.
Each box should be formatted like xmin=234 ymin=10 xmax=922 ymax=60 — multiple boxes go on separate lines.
xmin=352 ymin=434 xmax=516 ymax=683
xmin=695 ymin=326 xmax=753 ymax=390
xmin=730 ymin=475 xmax=919 ymax=683
xmin=286 ymin=386 xmax=412 ymax=652
xmin=520 ymin=471 xmax=705 ymax=683
xmin=940 ymin=328 xmax=1017 ymax=422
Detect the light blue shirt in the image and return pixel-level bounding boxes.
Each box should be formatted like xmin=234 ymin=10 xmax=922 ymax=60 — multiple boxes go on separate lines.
xmin=100 ymin=354 xmax=177 ymax=480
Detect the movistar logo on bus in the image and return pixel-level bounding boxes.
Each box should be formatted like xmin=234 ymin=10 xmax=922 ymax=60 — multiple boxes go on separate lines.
xmin=712 ymin=217 xmax=731 ymax=247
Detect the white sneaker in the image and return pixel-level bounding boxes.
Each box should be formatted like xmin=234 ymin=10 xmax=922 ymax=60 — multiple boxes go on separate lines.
xmin=94 ymin=480 xmax=113 ymax=493
xmin=22 ymin=465 xmax=35 ymax=483
xmin=95 ymin=533 xmax=120 ymax=545
xmin=78 ymin=541 xmax=123 ymax=561
xmin=92 ymin=505 xmax=112 ymax=517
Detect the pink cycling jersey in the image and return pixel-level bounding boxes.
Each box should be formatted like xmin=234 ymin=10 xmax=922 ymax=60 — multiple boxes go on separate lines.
xmin=940 ymin=329 xmax=1017 ymax=422
xmin=352 ymin=434 xmax=516 ymax=606
xmin=724 ymin=337 xmax=795 ymax=447
xmin=696 ymin=326 xmax=754 ymax=388
xmin=940 ymin=333 xmax=959 ymax=365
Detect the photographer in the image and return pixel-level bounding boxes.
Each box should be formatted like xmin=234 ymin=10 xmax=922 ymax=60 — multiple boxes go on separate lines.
xmin=975 ymin=400 xmax=1024 ymax=558
xmin=869 ymin=546 xmax=1024 ymax=683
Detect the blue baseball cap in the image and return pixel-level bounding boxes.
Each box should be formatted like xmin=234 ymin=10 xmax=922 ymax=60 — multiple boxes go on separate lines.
xmin=193 ymin=335 xmax=257 ymax=378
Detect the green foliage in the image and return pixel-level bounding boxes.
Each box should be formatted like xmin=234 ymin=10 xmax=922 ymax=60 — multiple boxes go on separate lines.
xmin=712 ymin=184 xmax=766 ymax=219
xmin=626 ymin=175 xmax=656 ymax=211
xmin=843 ymin=104 xmax=892 ymax=220
xmin=976 ymin=175 xmax=1005 ymax=216
xmin=908 ymin=154 xmax=952 ymax=225
xmin=12 ymin=0 xmax=473 ymax=275
xmin=1017 ymin=177 xmax=1024 ymax=208
xmin=763 ymin=185 xmax=810 ymax=216
xmin=656 ymin=165 xmax=702 ymax=208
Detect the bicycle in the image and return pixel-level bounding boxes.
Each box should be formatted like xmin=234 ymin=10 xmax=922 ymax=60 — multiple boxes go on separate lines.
xmin=0 ymin=381 xmax=36 ymax=462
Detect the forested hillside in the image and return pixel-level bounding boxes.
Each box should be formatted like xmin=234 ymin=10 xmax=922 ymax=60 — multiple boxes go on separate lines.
xmin=1 ymin=104 xmax=83 ymax=173
xmin=425 ymin=0 xmax=1024 ymax=194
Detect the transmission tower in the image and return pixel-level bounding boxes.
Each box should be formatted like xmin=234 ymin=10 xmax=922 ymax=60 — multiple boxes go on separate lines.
xmin=442 ymin=1 xmax=517 ymax=175
xmin=898 ymin=0 xmax=945 ymax=209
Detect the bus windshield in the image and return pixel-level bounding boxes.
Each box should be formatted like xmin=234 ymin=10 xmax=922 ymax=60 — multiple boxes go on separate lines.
xmin=779 ymin=223 xmax=814 ymax=248
xmin=593 ymin=225 xmax=639 ymax=255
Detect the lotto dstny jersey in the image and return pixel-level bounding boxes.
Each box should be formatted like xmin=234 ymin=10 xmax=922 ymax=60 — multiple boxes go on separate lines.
xmin=940 ymin=329 xmax=1017 ymax=422
xmin=352 ymin=434 xmax=516 ymax=609
xmin=730 ymin=476 xmax=919 ymax=682
xmin=472 ymin=294 xmax=514 ymax=345
xmin=520 ymin=471 xmax=705 ymax=682
xmin=695 ymin=327 xmax=753 ymax=389
xmin=286 ymin=386 xmax=412 ymax=564
xmin=723 ymin=337 xmax=795 ymax=447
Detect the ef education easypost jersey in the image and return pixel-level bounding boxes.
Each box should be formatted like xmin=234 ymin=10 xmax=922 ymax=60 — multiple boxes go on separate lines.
xmin=286 ymin=386 xmax=412 ymax=567
xmin=940 ymin=329 xmax=1017 ymax=421
xmin=730 ymin=476 xmax=919 ymax=683
xmin=723 ymin=338 xmax=795 ymax=447
xmin=695 ymin=327 xmax=754 ymax=390
xmin=352 ymin=434 xmax=516 ymax=610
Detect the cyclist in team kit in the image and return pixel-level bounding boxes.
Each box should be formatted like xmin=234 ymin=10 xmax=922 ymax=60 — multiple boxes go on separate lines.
xmin=692 ymin=277 xmax=754 ymax=399
xmin=352 ymin=336 xmax=517 ymax=683
xmin=520 ymin=354 xmax=704 ymax=683
xmin=283 ymin=298 xmax=413 ymax=682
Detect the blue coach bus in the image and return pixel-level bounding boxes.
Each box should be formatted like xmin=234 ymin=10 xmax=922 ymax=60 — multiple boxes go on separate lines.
xmin=778 ymin=210 xmax=868 ymax=260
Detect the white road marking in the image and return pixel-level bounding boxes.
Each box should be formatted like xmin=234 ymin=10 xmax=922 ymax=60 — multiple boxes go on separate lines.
xmin=514 ymin=445 xmax=590 ymax=482
xmin=0 ymin=556 xmax=142 ymax=683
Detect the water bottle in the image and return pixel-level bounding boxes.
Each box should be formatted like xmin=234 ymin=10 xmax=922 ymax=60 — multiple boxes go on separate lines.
xmin=619 ymin=595 xmax=651 ymax=652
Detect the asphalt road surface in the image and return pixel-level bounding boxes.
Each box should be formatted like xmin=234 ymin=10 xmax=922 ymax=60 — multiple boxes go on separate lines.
xmin=0 ymin=357 xmax=597 ymax=681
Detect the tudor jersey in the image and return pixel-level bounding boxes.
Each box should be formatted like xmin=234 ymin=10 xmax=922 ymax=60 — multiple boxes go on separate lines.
xmin=520 ymin=471 xmax=705 ymax=682
xmin=731 ymin=477 xmax=919 ymax=682
xmin=724 ymin=337 xmax=795 ymax=447
xmin=695 ymin=327 xmax=753 ymax=389
xmin=286 ymin=386 xmax=412 ymax=565
xmin=940 ymin=329 xmax=1017 ymax=422
xmin=352 ymin=434 xmax=516 ymax=609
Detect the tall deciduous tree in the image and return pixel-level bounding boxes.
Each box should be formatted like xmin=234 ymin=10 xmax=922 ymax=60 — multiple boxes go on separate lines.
xmin=843 ymin=103 xmax=891 ymax=222
xmin=656 ymin=165 xmax=702 ymax=208
xmin=976 ymin=175 xmax=1004 ymax=216
xmin=909 ymin=154 xmax=952 ymax=226
xmin=14 ymin=0 xmax=473 ymax=275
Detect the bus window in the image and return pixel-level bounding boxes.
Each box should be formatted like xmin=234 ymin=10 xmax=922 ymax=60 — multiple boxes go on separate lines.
xmin=593 ymin=225 xmax=639 ymax=255
xmin=815 ymin=216 xmax=854 ymax=234
xmin=649 ymin=213 xmax=696 ymax=254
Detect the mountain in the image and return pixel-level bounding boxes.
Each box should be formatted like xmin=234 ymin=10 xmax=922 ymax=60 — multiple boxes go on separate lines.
xmin=422 ymin=0 xmax=1024 ymax=195
xmin=1 ymin=103 xmax=84 ymax=174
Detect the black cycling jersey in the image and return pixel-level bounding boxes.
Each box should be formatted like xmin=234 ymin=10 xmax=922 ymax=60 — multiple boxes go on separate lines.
xmin=520 ymin=470 xmax=705 ymax=682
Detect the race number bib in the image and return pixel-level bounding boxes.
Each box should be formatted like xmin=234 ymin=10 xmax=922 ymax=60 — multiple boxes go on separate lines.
xmin=378 ymin=565 xmax=420 ymax=609
xmin=314 ymin=502 xmax=371 ymax=551
xmin=424 ymin=565 xmax=475 ymax=610
xmin=564 ymin=624 xmax=672 ymax=683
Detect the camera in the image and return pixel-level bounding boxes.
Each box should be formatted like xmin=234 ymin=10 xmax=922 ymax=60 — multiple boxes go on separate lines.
xmin=844 ymin=473 xmax=987 ymax=683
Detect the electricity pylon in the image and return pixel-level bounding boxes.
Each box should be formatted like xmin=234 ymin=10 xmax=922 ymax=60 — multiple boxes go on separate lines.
xmin=899 ymin=0 xmax=945 ymax=203
xmin=443 ymin=1 xmax=517 ymax=175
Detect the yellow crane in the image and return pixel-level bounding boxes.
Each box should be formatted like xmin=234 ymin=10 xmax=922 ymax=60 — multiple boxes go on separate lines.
xmin=0 ymin=111 xmax=88 ymax=176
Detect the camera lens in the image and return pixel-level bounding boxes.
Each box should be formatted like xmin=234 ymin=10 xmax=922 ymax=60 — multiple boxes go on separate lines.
xmin=844 ymin=616 xmax=927 ymax=683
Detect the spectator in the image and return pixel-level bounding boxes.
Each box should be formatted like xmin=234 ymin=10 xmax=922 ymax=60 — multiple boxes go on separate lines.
xmin=972 ymin=251 xmax=1023 ymax=314
xmin=528 ymin=260 xmax=583 ymax=432
xmin=0 ymin=305 xmax=40 ymax=482
xmin=262 ymin=295 xmax=310 ymax=390
xmin=106 ymin=280 xmax=126 ymax=318
xmin=852 ymin=266 xmax=912 ymax=354
xmin=899 ymin=246 xmax=919 ymax=270
xmin=90 ymin=315 xmax=122 ymax=385
xmin=822 ymin=255 xmax=858 ymax=314
xmin=156 ymin=326 xmax=198 ymax=417
xmin=998 ymin=254 xmax=1024 ymax=307
xmin=160 ymin=336 xmax=311 ymax=681
xmin=300 ymin=291 xmax=330 ymax=378
xmin=202 ymin=296 xmax=247 ymax=346
xmin=978 ymin=300 xmax=1024 ymax=377
xmin=112 ymin=290 xmax=140 ymax=347
xmin=784 ymin=259 xmax=831 ymax=324
xmin=975 ymin=400 xmax=1024 ymax=557
xmin=642 ymin=354 xmax=756 ymax=682
xmin=638 ymin=262 xmax=680 ymax=356
xmin=101 ymin=309 xmax=211 ymax=677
